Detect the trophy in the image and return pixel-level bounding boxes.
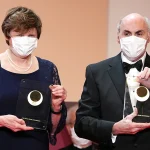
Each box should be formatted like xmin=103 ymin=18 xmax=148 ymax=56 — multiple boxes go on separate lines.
xmin=16 ymin=79 xmax=51 ymax=130
xmin=126 ymin=76 xmax=150 ymax=122
xmin=134 ymin=85 xmax=150 ymax=122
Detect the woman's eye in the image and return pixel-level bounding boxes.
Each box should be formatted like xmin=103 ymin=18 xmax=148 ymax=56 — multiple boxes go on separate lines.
xmin=28 ymin=35 xmax=36 ymax=37
xmin=16 ymin=34 xmax=23 ymax=37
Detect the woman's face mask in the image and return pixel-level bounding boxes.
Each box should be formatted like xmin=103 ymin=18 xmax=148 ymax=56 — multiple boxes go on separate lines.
xmin=10 ymin=36 xmax=38 ymax=58
xmin=120 ymin=36 xmax=147 ymax=61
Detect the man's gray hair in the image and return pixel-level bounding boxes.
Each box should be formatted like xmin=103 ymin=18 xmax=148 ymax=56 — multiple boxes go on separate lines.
xmin=117 ymin=16 xmax=150 ymax=33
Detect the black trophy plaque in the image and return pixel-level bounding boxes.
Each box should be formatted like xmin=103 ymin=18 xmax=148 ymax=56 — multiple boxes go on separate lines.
xmin=133 ymin=86 xmax=150 ymax=123
xmin=16 ymin=79 xmax=51 ymax=130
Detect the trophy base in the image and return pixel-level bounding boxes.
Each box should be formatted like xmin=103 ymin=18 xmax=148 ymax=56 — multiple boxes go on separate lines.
xmin=133 ymin=115 xmax=150 ymax=123
xmin=22 ymin=117 xmax=47 ymax=130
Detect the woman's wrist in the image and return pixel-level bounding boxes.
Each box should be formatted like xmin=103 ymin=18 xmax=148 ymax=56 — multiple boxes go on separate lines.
xmin=51 ymin=105 xmax=62 ymax=114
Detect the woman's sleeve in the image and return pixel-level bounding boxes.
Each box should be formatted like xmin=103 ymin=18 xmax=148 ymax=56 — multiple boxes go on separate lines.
xmin=49 ymin=64 xmax=67 ymax=145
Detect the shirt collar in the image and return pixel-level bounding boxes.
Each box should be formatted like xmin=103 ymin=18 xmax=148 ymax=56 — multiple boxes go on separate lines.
xmin=121 ymin=52 xmax=146 ymax=66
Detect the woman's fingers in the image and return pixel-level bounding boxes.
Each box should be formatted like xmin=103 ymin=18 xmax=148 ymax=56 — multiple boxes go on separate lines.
xmin=2 ymin=115 xmax=34 ymax=132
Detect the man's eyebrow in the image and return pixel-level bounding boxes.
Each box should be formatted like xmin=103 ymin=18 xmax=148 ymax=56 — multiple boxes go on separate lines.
xmin=135 ymin=30 xmax=144 ymax=33
xmin=123 ymin=30 xmax=144 ymax=33
xmin=123 ymin=30 xmax=131 ymax=33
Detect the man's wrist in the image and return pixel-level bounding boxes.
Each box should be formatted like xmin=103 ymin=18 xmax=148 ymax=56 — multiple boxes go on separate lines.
xmin=0 ymin=116 xmax=4 ymax=127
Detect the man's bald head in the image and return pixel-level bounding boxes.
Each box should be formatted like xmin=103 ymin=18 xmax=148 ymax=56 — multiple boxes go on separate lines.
xmin=117 ymin=13 xmax=150 ymax=33
xmin=117 ymin=13 xmax=150 ymax=62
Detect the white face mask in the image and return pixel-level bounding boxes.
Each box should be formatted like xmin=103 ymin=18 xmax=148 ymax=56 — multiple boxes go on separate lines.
xmin=11 ymin=36 xmax=38 ymax=58
xmin=120 ymin=36 xmax=147 ymax=61
xmin=70 ymin=127 xmax=92 ymax=149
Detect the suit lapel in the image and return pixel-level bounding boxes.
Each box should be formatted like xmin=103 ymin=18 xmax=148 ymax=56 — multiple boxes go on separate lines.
xmin=108 ymin=53 xmax=126 ymax=103
xmin=144 ymin=53 xmax=150 ymax=68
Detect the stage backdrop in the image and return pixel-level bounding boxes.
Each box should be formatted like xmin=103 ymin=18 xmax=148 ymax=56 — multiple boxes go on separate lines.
xmin=0 ymin=0 xmax=108 ymax=102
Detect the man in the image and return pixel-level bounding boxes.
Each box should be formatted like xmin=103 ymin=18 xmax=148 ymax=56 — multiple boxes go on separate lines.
xmin=75 ymin=13 xmax=150 ymax=150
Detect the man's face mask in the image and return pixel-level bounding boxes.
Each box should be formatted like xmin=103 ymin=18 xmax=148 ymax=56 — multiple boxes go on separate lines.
xmin=120 ymin=36 xmax=147 ymax=61
xmin=11 ymin=36 xmax=38 ymax=58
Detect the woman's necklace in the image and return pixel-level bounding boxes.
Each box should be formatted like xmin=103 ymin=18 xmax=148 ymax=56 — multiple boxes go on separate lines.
xmin=6 ymin=50 xmax=33 ymax=73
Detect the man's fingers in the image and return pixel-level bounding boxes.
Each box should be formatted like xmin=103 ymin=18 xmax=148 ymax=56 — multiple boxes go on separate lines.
xmin=139 ymin=78 xmax=147 ymax=85
xmin=125 ymin=108 xmax=138 ymax=121
xmin=139 ymin=67 xmax=149 ymax=79
xmin=145 ymin=69 xmax=150 ymax=79
xmin=132 ymin=122 xmax=150 ymax=129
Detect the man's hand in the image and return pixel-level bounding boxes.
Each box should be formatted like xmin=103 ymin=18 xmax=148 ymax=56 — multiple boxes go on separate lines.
xmin=49 ymin=85 xmax=67 ymax=112
xmin=112 ymin=108 xmax=150 ymax=135
xmin=137 ymin=67 xmax=150 ymax=89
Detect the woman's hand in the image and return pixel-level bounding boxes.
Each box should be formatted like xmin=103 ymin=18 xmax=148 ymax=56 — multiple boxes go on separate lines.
xmin=49 ymin=85 xmax=67 ymax=112
xmin=0 ymin=115 xmax=33 ymax=132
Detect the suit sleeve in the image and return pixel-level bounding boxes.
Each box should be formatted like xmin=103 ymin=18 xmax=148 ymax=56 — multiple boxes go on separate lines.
xmin=74 ymin=65 xmax=115 ymax=144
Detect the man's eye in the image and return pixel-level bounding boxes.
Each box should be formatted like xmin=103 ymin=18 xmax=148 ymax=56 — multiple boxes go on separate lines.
xmin=137 ymin=33 xmax=143 ymax=36
xmin=124 ymin=32 xmax=131 ymax=36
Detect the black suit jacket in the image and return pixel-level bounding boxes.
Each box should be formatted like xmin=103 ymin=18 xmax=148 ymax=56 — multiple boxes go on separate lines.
xmin=75 ymin=53 xmax=150 ymax=150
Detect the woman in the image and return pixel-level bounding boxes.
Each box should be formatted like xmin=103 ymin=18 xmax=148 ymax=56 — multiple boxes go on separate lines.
xmin=0 ymin=6 xmax=67 ymax=150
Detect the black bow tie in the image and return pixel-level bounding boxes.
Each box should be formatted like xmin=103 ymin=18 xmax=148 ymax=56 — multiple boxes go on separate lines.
xmin=122 ymin=60 xmax=143 ymax=74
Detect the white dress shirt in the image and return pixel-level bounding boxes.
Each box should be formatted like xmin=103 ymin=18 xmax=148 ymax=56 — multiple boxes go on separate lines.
xmin=121 ymin=52 xmax=146 ymax=115
xmin=111 ymin=52 xmax=146 ymax=143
